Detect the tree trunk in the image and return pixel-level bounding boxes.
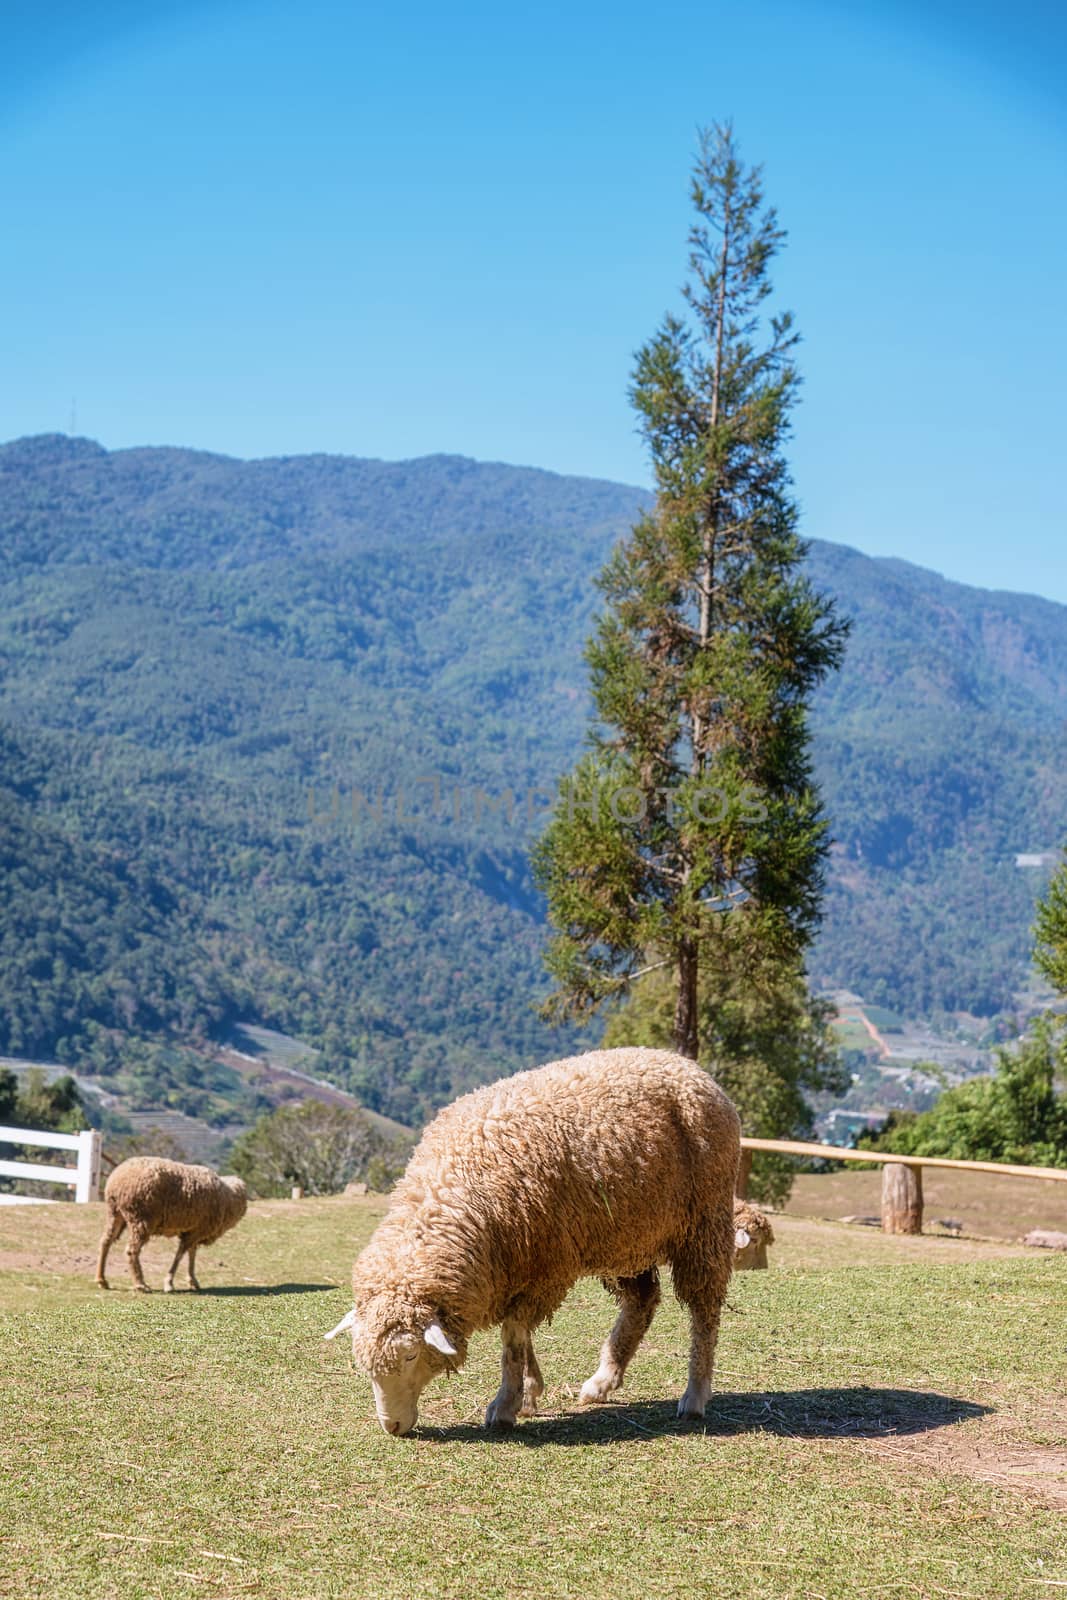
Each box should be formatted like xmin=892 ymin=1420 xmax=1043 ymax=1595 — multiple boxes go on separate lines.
xmin=881 ymin=1162 xmax=923 ymax=1235
xmin=736 ymin=1146 xmax=752 ymax=1199
xmin=673 ymin=940 xmax=700 ymax=1060
xmin=690 ymin=214 xmax=730 ymax=765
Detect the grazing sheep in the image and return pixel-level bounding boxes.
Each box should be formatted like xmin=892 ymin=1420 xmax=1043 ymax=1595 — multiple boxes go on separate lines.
xmin=95 ymin=1157 xmax=248 ymax=1292
xmin=325 ymin=1047 xmax=740 ymax=1436
xmin=733 ymin=1198 xmax=774 ymax=1270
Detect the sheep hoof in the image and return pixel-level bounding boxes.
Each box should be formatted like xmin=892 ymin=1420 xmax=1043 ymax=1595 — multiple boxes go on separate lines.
xmin=579 ymin=1370 xmax=620 ymax=1405
xmin=676 ymin=1388 xmax=709 ymax=1421
xmin=188 ymin=1281 xmax=201 ymax=1293
xmin=484 ymin=1403 xmax=517 ymax=1431
xmin=163 ymin=1281 xmax=174 ymax=1294
xmin=95 ymin=1279 xmax=109 ymax=1291
xmin=519 ymin=1378 xmax=543 ymax=1416
xmin=134 ymin=1283 xmax=151 ymax=1294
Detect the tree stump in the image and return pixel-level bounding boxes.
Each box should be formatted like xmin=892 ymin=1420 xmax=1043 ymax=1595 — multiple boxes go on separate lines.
xmin=736 ymin=1147 xmax=753 ymax=1200
xmin=881 ymin=1162 xmax=923 ymax=1234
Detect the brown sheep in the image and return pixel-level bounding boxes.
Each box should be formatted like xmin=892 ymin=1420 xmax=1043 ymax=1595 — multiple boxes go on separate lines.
xmin=733 ymin=1197 xmax=775 ymax=1269
xmin=95 ymin=1157 xmax=248 ymax=1292
xmin=325 ymin=1047 xmax=740 ymax=1436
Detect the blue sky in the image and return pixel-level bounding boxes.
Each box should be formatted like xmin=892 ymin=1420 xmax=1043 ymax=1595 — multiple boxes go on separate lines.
xmin=3 ymin=0 xmax=1065 ymax=600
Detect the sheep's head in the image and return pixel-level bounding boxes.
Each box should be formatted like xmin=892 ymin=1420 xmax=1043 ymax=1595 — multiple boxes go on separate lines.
xmin=324 ymin=1297 xmax=466 ymax=1437
xmin=222 ymin=1175 xmax=248 ymax=1222
xmin=733 ymin=1199 xmax=774 ymax=1270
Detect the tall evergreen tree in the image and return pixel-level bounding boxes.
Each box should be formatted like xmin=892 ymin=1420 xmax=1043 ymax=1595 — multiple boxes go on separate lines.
xmin=534 ymin=125 xmax=848 ymax=1058
xmin=1035 ymin=853 xmax=1067 ymax=998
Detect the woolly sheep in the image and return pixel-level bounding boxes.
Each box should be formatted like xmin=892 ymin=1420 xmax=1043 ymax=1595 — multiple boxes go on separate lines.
xmin=733 ymin=1198 xmax=774 ymax=1270
xmin=325 ymin=1046 xmax=740 ymax=1436
xmin=95 ymin=1157 xmax=248 ymax=1292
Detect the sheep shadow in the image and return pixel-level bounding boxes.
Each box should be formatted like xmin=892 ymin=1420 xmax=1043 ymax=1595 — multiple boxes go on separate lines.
xmin=420 ymin=1387 xmax=990 ymax=1447
xmin=202 ymin=1282 xmax=337 ymax=1297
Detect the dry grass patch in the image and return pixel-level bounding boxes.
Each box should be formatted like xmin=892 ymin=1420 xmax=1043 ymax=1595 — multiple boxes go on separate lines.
xmin=784 ymin=1166 xmax=1067 ymax=1241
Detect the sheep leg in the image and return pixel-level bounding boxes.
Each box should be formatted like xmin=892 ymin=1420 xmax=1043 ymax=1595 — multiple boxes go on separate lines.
xmin=579 ymin=1268 xmax=661 ymax=1404
xmin=671 ymin=1235 xmax=732 ymax=1420
xmin=186 ymin=1242 xmax=200 ymax=1292
xmin=676 ymin=1304 xmax=720 ymax=1419
xmin=520 ymin=1334 xmax=544 ymax=1416
xmin=95 ymin=1208 xmax=126 ymax=1290
xmin=164 ymin=1235 xmax=190 ymax=1293
xmin=125 ymin=1222 xmax=152 ymax=1292
xmin=485 ymin=1317 xmax=527 ymax=1430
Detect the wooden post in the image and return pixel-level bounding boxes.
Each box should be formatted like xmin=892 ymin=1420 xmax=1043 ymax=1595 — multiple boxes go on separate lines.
xmin=881 ymin=1162 xmax=923 ymax=1234
xmin=736 ymin=1147 xmax=753 ymax=1199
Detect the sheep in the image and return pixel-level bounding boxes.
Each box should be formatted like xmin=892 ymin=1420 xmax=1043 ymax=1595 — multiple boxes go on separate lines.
xmin=95 ymin=1157 xmax=248 ymax=1292
xmin=325 ymin=1046 xmax=740 ymax=1436
xmin=733 ymin=1198 xmax=774 ymax=1269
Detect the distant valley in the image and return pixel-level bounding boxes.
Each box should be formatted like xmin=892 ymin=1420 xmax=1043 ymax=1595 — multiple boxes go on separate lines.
xmin=1 ymin=434 xmax=1064 ymax=1136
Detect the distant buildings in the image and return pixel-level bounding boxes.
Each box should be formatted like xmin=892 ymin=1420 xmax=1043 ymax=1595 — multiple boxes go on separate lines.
xmin=821 ymin=1107 xmax=885 ymax=1146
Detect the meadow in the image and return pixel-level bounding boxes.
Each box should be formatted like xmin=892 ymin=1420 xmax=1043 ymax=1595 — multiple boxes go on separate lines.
xmin=2 ymin=1193 xmax=1065 ymax=1599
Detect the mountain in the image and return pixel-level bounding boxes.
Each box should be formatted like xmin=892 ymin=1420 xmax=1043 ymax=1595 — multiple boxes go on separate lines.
xmin=806 ymin=541 xmax=1067 ymax=1015
xmin=1 ymin=435 xmax=1064 ymax=1126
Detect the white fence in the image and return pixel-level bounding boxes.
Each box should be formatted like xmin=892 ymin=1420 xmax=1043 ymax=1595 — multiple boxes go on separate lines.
xmin=0 ymin=1125 xmax=102 ymax=1203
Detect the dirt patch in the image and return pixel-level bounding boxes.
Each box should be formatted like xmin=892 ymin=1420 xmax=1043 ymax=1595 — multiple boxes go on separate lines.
xmin=0 ymin=1193 xmax=386 ymax=1284
xmin=866 ymin=1403 xmax=1067 ymax=1508
xmin=764 ymin=1212 xmax=1031 ymax=1268
xmin=0 ymin=1249 xmax=93 ymax=1275
xmin=784 ymin=1169 xmax=1067 ymax=1243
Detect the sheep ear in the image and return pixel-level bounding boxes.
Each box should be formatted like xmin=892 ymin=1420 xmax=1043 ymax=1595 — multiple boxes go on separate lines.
xmin=424 ymin=1321 xmax=458 ymax=1357
xmin=735 ymin=1228 xmax=752 ymax=1250
xmin=323 ymin=1308 xmax=359 ymax=1341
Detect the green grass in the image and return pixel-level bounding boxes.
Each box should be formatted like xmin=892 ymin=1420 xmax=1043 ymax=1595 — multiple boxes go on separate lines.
xmin=861 ymin=1005 xmax=906 ymax=1032
xmin=2 ymin=1197 xmax=1066 ymax=1599
xmin=829 ymin=1016 xmax=877 ymax=1053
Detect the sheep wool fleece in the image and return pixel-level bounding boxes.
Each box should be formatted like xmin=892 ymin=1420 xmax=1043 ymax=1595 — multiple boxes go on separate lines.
xmin=96 ymin=1157 xmax=248 ymax=1293
xmin=348 ymin=1046 xmax=741 ymax=1431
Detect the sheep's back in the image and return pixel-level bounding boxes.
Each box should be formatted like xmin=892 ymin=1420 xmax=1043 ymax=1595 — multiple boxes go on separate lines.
xmin=104 ymin=1157 xmax=236 ymax=1237
xmin=389 ymin=1047 xmax=739 ymax=1284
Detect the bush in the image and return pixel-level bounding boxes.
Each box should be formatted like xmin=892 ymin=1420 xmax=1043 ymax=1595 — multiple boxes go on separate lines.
xmin=861 ymin=1015 xmax=1067 ymax=1167
xmin=227 ymin=1098 xmax=399 ymax=1197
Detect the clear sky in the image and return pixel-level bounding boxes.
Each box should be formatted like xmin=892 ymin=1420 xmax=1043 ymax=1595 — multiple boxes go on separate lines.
xmin=3 ymin=0 xmax=1065 ymax=600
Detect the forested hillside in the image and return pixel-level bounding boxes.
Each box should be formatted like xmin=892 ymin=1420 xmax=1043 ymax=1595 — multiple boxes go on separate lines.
xmin=1 ymin=435 xmax=1064 ymax=1123
xmin=809 ymin=541 xmax=1067 ymax=1013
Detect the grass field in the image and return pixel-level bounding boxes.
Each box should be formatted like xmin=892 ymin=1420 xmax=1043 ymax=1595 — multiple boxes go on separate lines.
xmin=2 ymin=1192 xmax=1066 ymax=1599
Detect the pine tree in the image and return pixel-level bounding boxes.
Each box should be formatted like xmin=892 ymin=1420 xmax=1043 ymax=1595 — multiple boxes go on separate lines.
xmin=534 ymin=125 xmax=848 ymax=1059
xmin=1035 ymin=854 xmax=1067 ymax=998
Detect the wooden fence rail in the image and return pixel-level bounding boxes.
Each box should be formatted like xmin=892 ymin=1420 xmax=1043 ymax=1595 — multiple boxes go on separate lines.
xmin=738 ymin=1135 xmax=1067 ymax=1235
xmin=0 ymin=1125 xmax=102 ymax=1203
